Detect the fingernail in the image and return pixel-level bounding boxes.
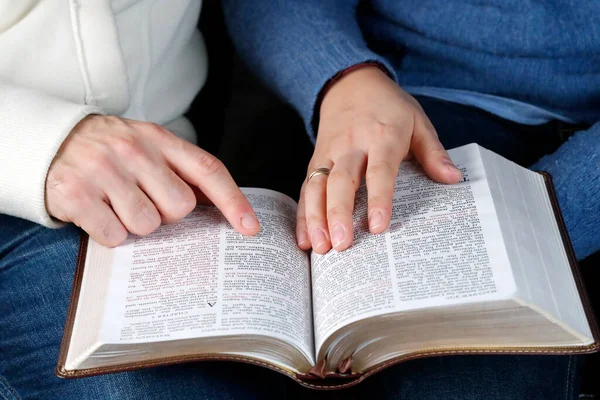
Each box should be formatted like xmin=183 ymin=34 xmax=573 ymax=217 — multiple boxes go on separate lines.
xmin=241 ymin=213 xmax=259 ymax=230
xmin=297 ymin=229 xmax=309 ymax=246
xmin=331 ymin=224 xmax=346 ymax=248
xmin=311 ymin=228 xmax=328 ymax=249
xmin=369 ymin=211 xmax=384 ymax=230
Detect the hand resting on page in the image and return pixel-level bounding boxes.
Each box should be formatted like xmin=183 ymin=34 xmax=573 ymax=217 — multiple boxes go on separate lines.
xmin=297 ymin=66 xmax=462 ymax=254
xmin=45 ymin=115 xmax=260 ymax=247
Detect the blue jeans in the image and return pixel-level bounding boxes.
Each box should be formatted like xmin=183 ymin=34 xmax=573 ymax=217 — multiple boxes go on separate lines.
xmin=0 ymin=98 xmax=586 ymax=399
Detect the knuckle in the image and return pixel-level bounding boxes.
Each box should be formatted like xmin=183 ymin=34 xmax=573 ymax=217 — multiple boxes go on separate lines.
xmin=130 ymin=220 xmax=160 ymax=237
xmin=366 ymin=162 xmax=396 ymax=180
xmin=131 ymin=197 xmax=150 ymax=217
xmin=179 ymin=188 xmax=198 ymax=213
xmin=62 ymin=188 xmax=97 ymax=223
xmin=148 ymin=217 xmax=162 ymax=233
xmin=327 ymin=203 xmax=353 ymax=219
xmin=165 ymin=191 xmax=196 ymax=222
xmin=65 ymin=182 xmax=94 ymax=207
xmin=296 ymin=215 xmax=307 ymax=228
xmin=128 ymin=199 xmax=161 ymax=234
xmin=85 ymin=151 xmax=114 ymax=174
xmin=430 ymin=150 xmax=450 ymax=163
xmin=112 ymin=136 xmax=147 ymax=161
xmin=225 ymin=191 xmax=248 ymax=208
xmin=306 ymin=214 xmax=327 ymax=229
xmin=329 ymin=168 xmax=360 ymax=190
xmin=429 ymin=142 xmax=449 ymax=155
xmin=350 ymin=118 xmax=388 ymax=139
xmin=328 ymin=168 xmax=351 ymax=183
xmin=143 ymin=122 xmax=169 ymax=137
xmin=101 ymin=225 xmax=128 ymax=248
xmin=86 ymin=151 xmax=111 ymax=172
xmin=195 ymin=151 xmax=224 ymax=176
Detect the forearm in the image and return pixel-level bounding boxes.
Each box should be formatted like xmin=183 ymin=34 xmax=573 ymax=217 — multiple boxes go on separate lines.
xmin=530 ymin=122 xmax=600 ymax=260
xmin=222 ymin=0 xmax=396 ymax=140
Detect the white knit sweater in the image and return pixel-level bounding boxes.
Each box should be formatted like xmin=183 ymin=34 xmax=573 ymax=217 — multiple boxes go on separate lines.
xmin=0 ymin=0 xmax=207 ymax=227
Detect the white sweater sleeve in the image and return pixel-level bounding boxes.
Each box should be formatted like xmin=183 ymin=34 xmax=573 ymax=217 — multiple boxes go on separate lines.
xmin=0 ymin=81 xmax=104 ymax=227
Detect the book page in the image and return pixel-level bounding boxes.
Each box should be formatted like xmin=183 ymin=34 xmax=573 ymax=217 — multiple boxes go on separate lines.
xmin=389 ymin=145 xmax=515 ymax=308
xmin=97 ymin=188 xmax=314 ymax=363
xmin=311 ymin=144 xmax=516 ymax=352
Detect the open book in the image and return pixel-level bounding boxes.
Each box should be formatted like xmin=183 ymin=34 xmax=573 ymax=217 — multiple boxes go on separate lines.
xmin=57 ymin=144 xmax=599 ymax=389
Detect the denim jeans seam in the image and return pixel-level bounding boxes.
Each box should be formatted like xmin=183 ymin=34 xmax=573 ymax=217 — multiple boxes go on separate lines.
xmin=0 ymin=375 xmax=20 ymax=400
xmin=565 ymin=356 xmax=573 ymax=400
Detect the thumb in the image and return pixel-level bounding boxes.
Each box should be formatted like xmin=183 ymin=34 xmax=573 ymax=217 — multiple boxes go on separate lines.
xmin=411 ymin=113 xmax=463 ymax=184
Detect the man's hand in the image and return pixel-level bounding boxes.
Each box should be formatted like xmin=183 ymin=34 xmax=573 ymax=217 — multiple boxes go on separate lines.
xmin=46 ymin=115 xmax=260 ymax=247
xmin=297 ymin=67 xmax=462 ymax=254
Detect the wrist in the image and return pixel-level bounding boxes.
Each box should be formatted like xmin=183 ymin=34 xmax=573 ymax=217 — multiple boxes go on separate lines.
xmin=321 ymin=68 xmax=394 ymax=120
xmin=312 ymin=63 xmax=392 ymax=135
xmin=323 ymin=64 xmax=388 ymax=102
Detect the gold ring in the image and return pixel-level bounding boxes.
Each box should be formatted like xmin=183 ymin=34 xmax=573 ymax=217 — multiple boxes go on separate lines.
xmin=307 ymin=167 xmax=331 ymax=182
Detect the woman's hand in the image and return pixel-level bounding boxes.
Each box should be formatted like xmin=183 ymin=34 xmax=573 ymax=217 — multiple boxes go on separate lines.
xmin=297 ymin=66 xmax=462 ymax=254
xmin=46 ymin=115 xmax=260 ymax=247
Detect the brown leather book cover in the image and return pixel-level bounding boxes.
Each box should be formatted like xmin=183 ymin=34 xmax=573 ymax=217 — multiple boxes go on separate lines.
xmin=55 ymin=172 xmax=600 ymax=390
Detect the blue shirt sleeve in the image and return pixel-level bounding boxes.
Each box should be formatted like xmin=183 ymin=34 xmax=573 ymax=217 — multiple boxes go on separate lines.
xmin=531 ymin=123 xmax=600 ymax=260
xmin=222 ymin=0 xmax=396 ymax=142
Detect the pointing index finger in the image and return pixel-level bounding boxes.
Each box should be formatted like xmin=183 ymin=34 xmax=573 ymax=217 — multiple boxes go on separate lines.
xmin=163 ymin=138 xmax=260 ymax=235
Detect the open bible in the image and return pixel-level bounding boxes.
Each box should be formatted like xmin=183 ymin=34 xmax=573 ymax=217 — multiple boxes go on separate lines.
xmin=57 ymin=144 xmax=599 ymax=389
